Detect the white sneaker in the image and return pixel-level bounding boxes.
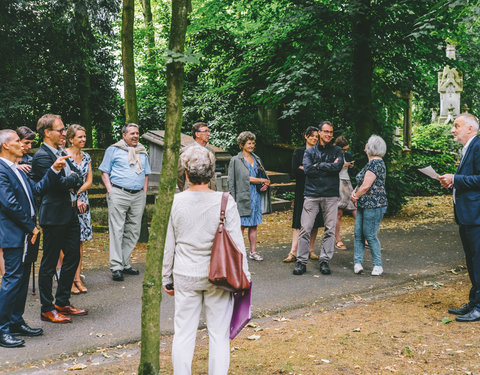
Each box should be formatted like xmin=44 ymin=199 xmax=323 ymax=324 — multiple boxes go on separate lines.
xmin=354 ymin=263 xmax=363 ymax=274
xmin=371 ymin=266 xmax=383 ymax=276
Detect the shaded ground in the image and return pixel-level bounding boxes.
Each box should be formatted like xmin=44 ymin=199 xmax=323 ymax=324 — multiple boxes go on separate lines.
xmin=10 ymin=274 xmax=477 ymax=375
xmin=80 ymin=195 xmax=454 ymax=270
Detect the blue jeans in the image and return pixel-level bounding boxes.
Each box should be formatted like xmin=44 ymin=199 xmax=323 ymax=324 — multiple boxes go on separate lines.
xmin=354 ymin=206 xmax=387 ymax=267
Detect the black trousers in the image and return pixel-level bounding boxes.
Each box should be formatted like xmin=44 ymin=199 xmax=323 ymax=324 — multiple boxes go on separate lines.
xmin=459 ymin=224 xmax=480 ymax=306
xmin=39 ymin=214 xmax=80 ymax=313
xmin=0 ymin=247 xmax=24 ymax=333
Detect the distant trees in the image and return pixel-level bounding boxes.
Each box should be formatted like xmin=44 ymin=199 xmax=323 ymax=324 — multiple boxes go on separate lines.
xmin=177 ymin=0 xmax=480 ymax=151
xmin=122 ymin=0 xmax=139 ymax=125
xmin=1 ymin=0 xmax=479 ymax=152
xmin=0 ymin=0 xmax=120 ymax=147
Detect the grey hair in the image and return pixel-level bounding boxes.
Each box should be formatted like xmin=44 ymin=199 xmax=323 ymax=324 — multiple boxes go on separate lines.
xmin=180 ymin=146 xmax=215 ymax=185
xmin=237 ymin=131 xmax=256 ymax=149
xmin=122 ymin=123 xmax=139 ymax=134
xmin=458 ymin=113 xmax=479 ymax=133
xmin=0 ymin=129 xmax=16 ymax=150
xmin=366 ymin=135 xmax=387 ymax=157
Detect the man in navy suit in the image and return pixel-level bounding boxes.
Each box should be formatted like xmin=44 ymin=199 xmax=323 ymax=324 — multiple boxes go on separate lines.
xmin=0 ymin=129 xmax=69 ymax=348
xmin=439 ymin=113 xmax=480 ymax=322
xmin=32 ymin=114 xmax=88 ymax=323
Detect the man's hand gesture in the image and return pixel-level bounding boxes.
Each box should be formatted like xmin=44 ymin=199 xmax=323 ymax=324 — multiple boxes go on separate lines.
xmin=52 ymin=155 xmax=71 ymax=171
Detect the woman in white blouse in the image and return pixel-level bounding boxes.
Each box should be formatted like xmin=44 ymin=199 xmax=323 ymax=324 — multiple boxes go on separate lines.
xmin=162 ymin=146 xmax=250 ymax=375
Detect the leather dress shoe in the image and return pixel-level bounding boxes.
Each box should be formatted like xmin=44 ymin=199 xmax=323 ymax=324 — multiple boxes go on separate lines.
xmin=41 ymin=310 xmax=72 ymax=324
xmin=10 ymin=323 xmax=43 ymax=337
xmin=455 ymin=307 xmax=480 ymax=322
xmin=112 ymin=270 xmax=124 ymax=281
xmin=0 ymin=333 xmax=25 ymax=348
xmin=319 ymin=261 xmax=331 ymax=275
xmin=122 ymin=267 xmax=140 ymax=275
xmin=293 ymin=262 xmax=306 ymax=275
xmin=54 ymin=304 xmax=88 ymax=316
xmin=448 ymin=302 xmax=475 ymax=315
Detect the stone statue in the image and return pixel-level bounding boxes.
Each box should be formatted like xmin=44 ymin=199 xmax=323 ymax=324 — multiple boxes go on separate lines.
xmin=437 ymin=44 xmax=463 ymax=124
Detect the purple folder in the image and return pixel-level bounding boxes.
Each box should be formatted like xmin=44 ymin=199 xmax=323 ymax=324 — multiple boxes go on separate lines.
xmin=230 ymin=283 xmax=252 ymax=340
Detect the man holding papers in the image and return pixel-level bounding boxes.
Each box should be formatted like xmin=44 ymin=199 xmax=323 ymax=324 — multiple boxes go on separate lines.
xmin=439 ymin=113 xmax=480 ymax=322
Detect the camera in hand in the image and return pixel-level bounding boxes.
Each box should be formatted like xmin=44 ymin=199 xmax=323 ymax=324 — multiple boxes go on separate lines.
xmin=165 ymin=283 xmax=174 ymax=290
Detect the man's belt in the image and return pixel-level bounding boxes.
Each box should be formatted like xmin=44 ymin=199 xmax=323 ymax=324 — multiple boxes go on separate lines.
xmin=112 ymin=184 xmax=142 ymax=194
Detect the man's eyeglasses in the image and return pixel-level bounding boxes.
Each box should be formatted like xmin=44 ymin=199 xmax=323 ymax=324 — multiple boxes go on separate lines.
xmin=197 ymin=129 xmax=211 ymax=134
xmin=321 ymin=130 xmax=333 ymax=134
xmin=50 ymin=128 xmax=66 ymax=133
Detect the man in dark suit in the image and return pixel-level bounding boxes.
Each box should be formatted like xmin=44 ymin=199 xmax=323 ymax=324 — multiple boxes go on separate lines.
xmin=32 ymin=114 xmax=88 ymax=323
xmin=439 ymin=113 xmax=480 ymax=322
xmin=0 ymin=129 xmax=69 ymax=348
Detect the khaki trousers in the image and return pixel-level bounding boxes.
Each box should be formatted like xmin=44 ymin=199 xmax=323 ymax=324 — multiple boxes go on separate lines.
xmin=107 ymin=187 xmax=146 ymax=272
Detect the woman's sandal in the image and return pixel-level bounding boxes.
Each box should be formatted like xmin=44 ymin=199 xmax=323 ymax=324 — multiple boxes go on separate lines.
xmin=71 ymin=283 xmax=81 ymax=295
xmin=75 ymin=280 xmax=87 ymax=293
xmin=283 ymin=252 xmax=297 ymax=263
xmin=249 ymin=252 xmax=264 ymax=261
xmin=309 ymin=251 xmax=319 ymax=260
xmin=335 ymin=241 xmax=347 ymax=250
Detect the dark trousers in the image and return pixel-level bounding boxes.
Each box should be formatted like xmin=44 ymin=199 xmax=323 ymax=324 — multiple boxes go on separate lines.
xmin=459 ymin=224 xmax=480 ymax=306
xmin=10 ymin=261 xmax=32 ymax=326
xmin=0 ymin=247 xmax=24 ymax=333
xmin=39 ymin=215 xmax=80 ymax=313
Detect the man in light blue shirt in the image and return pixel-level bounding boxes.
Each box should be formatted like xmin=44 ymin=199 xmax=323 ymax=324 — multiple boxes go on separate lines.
xmin=99 ymin=123 xmax=151 ymax=281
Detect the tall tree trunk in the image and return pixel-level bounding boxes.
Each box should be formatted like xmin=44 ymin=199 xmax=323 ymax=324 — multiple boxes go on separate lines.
xmin=74 ymin=1 xmax=93 ymax=147
xmin=351 ymin=0 xmax=375 ymax=149
xmin=78 ymin=65 xmax=92 ymax=146
xmin=138 ymin=1 xmax=190 ymax=374
xmin=122 ymin=0 xmax=139 ymax=124
xmin=140 ymin=0 xmax=156 ymax=81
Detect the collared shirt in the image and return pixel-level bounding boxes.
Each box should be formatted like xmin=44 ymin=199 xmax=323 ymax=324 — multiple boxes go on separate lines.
xmin=194 ymin=140 xmax=206 ymax=147
xmin=453 ymin=136 xmax=476 ymax=204
xmin=462 ymin=136 xmax=475 ymax=158
xmin=43 ymin=143 xmax=75 ymax=201
xmin=99 ymin=143 xmax=151 ymax=191
xmin=43 ymin=143 xmax=72 ymax=175
xmin=0 ymin=156 xmax=35 ymax=216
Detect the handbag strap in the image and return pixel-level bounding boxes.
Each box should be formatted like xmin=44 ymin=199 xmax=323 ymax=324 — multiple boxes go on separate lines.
xmin=219 ymin=192 xmax=229 ymax=224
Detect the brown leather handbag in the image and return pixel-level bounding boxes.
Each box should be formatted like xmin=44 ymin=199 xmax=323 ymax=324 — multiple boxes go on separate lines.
xmin=209 ymin=192 xmax=250 ymax=292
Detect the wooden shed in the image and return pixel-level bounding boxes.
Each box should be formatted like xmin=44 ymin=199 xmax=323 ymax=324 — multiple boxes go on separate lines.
xmin=142 ymin=130 xmax=232 ymax=191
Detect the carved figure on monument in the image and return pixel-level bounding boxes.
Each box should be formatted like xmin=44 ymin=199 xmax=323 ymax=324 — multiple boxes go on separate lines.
xmin=445 ymin=104 xmax=455 ymax=124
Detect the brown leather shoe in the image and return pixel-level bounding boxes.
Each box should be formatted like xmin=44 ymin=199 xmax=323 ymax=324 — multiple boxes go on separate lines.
xmin=41 ymin=310 xmax=72 ymax=324
xmin=54 ymin=305 xmax=88 ymax=316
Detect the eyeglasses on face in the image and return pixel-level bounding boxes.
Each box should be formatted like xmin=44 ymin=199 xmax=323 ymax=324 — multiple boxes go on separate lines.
xmin=321 ymin=130 xmax=333 ymax=134
xmin=197 ymin=129 xmax=211 ymax=134
xmin=50 ymin=127 xmax=66 ymax=133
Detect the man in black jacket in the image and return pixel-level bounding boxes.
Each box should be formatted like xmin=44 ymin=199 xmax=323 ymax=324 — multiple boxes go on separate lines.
xmin=32 ymin=114 xmax=88 ymax=323
xmin=293 ymin=121 xmax=344 ymax=276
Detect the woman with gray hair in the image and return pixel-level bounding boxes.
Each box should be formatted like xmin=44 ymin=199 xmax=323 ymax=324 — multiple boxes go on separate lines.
xmin=228 ymin=131 xmax=271 ymax=261
xmin=350 ymin=135 xmax=388 ymax=276
xmin=162 ymin=146 xmax=250 ymax=375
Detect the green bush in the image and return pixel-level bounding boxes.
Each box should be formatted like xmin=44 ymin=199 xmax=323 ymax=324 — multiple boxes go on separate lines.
xmin=388 ymin=123 xmax=459 ymax=208
xmin=377 ymin=123 xmax=459 ymax=216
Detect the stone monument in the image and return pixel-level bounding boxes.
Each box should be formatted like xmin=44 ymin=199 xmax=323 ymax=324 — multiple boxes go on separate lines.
xmin=437 ymin=43 xmax=463 ymax=124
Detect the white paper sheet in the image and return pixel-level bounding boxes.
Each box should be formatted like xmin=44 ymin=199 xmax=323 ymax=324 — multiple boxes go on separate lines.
xmin=418 ymin=165 xmax=440 ymax=180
